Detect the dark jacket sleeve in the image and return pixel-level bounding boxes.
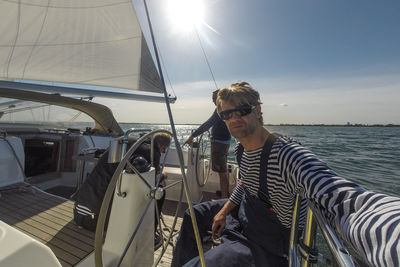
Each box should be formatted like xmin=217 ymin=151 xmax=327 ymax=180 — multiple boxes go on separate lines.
xmin=191 ymin=109 xmax=219 ymax=138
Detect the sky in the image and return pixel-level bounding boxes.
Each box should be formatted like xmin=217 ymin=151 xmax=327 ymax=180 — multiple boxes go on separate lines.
xmin=99 ymin=0 xmax=400 ymax=125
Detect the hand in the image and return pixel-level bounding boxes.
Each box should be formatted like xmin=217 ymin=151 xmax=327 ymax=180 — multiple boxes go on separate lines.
xmin=211 ymin=210 xmax=227 ymax=239
xmin=184 ymin=136 xmax=194 ymax=146
xmin=162 ymin=171 xmax=168 ymax=179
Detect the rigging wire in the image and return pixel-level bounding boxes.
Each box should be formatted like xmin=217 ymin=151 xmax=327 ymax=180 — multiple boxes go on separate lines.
xmin=157 ymin=42 xmax=177 ymax=99
xmin=1 ymin=104 xmax=49 ymax=114
xmin=69 ymin=111 xmax=82 ymax=122
xmin=150 ymin=20 xmax=219 ymax=98
xmin=69 ymin=97 xmax=93 ymax=122
xmin=193 ymin=25 xmax=219 ymax=90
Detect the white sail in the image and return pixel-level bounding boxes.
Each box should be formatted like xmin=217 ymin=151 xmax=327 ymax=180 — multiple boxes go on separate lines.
xmin=0 ymin=0 xmax=163 ymax=94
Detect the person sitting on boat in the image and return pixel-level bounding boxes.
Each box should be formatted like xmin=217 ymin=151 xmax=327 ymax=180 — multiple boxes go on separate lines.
xmin=72 ymin=133 xmax=171 ymax=240
xmin=184 ymin=89 xmax=232 ymax=198
xmin=172 ymin=82 xmax=400 ymax=267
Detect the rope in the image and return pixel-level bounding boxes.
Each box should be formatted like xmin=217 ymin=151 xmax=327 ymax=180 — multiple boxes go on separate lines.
xmin=194 ymin=26 xmax=219 ymax=90
xmin=157 ymin=43 xmax=177 ymax=99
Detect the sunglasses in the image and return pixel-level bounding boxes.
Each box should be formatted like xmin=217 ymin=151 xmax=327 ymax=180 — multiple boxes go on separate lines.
xmin=219 ymin=104 xmax=256 ymax=121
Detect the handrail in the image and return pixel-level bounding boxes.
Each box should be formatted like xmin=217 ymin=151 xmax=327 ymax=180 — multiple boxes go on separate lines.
xmin=299 ymin=206 xmax=318 ymax=267
xmin=289 ymin=193 xmax=302 ymax=266
xmin=307 ymin=202 xmax=357 ymax=267
xmin=289 ymin=193 xmax=360 ymax=267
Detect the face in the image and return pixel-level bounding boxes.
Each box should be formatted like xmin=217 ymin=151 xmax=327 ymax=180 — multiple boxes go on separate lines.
xmin=159 ymin=144 xmax=168 ymax=153
xmin=220 ymin=100 xmax=260 ymax=139
xmin=156 ymin=142 xmax=168 ymax=153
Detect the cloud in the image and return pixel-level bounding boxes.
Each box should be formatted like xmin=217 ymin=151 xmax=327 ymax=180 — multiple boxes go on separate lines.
xmin=256 ymin=74 xmax=400 ymax=124
xmin=92 ymin=74 xmax=400 ymax=125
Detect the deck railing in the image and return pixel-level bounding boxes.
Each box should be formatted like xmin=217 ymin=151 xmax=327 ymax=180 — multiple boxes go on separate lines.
xmin=289 ymin=193 xmax=368 ymax=267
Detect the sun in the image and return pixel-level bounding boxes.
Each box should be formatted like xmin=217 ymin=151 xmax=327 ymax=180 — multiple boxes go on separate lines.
xmin=166 ymin=0 xmax=205 ymax=33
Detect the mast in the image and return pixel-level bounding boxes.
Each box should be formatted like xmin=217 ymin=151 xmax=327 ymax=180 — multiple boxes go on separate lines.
xmin=142 ymin=1 xmax=206 ymax=266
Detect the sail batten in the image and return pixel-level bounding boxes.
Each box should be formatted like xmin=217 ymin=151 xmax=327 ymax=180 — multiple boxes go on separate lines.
xmin=0 ymin=0 xmax=163 ymax=94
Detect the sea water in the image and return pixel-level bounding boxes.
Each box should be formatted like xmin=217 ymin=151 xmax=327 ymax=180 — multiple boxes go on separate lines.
xmin=120 ymin=123 xmax=400 ymax=197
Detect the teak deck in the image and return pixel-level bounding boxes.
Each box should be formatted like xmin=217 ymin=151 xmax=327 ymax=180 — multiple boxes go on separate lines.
xmin=0 ymin=183 xmax=188 ymax=267
xmin=0 ymin=183 xmax=94 ymax=266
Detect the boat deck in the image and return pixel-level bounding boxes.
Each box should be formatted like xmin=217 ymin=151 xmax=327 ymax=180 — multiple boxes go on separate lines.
xmin=154 ymin=214 xmax=182 ymax=266
xmin=154 ymin=192 xmax=217 ymax=266
xmin=0 ymin=183 xmax=217 ymax=266
xmin=0 ymin=183 xmax=94 ymax=267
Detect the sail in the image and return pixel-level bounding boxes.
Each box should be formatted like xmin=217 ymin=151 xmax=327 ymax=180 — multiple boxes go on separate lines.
xmin=0 ymin=0 xmax=163 ymax=94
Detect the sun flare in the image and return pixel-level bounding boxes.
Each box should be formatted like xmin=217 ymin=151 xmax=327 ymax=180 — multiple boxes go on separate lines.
xmin=166 ymin=0 xmax=205 ymax=33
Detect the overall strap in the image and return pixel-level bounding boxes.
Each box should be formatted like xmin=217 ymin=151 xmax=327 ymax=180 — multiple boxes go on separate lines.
xmin=258 ymin=133 xmax=277 ymax=205
xmin=235 ymin=133 xmax=278 ymax=205
xmin=236 ymin=143 xmax=245 ymax=169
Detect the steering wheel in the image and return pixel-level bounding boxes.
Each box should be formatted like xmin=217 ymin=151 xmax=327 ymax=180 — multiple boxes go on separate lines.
xmin=194 ymin=132 xmax=212 ymax=187
xmin=94 ymin=129 xmax=185 ymax=267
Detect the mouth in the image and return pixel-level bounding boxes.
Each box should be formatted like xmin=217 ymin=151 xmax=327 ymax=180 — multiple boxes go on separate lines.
xmin=230 ymin=123 xmax=244 ymax=130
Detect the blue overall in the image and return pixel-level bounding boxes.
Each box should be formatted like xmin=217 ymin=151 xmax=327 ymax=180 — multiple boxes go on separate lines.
xmin=172 ymin=135 xmax=290 ymax=267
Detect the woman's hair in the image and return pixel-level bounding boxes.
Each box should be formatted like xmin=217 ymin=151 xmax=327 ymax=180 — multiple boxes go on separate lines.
xmin=217 ymin=81 xmax=263 ymax=124
xmin=212 ymin=89 xmax=219 ymax=104
xmin=154 ymin=132 xmax=171 ymax=148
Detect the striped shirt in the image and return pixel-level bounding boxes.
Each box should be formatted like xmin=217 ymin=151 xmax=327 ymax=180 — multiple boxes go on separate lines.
xmin=229 ymin=135 xmax=400 ymax=267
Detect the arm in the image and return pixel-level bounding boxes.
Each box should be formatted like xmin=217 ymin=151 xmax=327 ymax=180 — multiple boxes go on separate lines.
xmin=211 ymin=199 xmax=237 ymax=238
xmin=211 ymin=174 xmax=244 ymax=237
xmin=278 ymin=142 xmax=400 ymax=267
xmin=185 ymin=110 xmax=219 ymax=145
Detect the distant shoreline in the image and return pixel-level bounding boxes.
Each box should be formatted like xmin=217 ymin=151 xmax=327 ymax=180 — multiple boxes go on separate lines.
xmin=2 ymin=121 xmax=399 ymax=129
xmin=266 ymin=123 xmax=400 ymax=127
xmin=119 ymin=122 xmax=400 ymax=127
